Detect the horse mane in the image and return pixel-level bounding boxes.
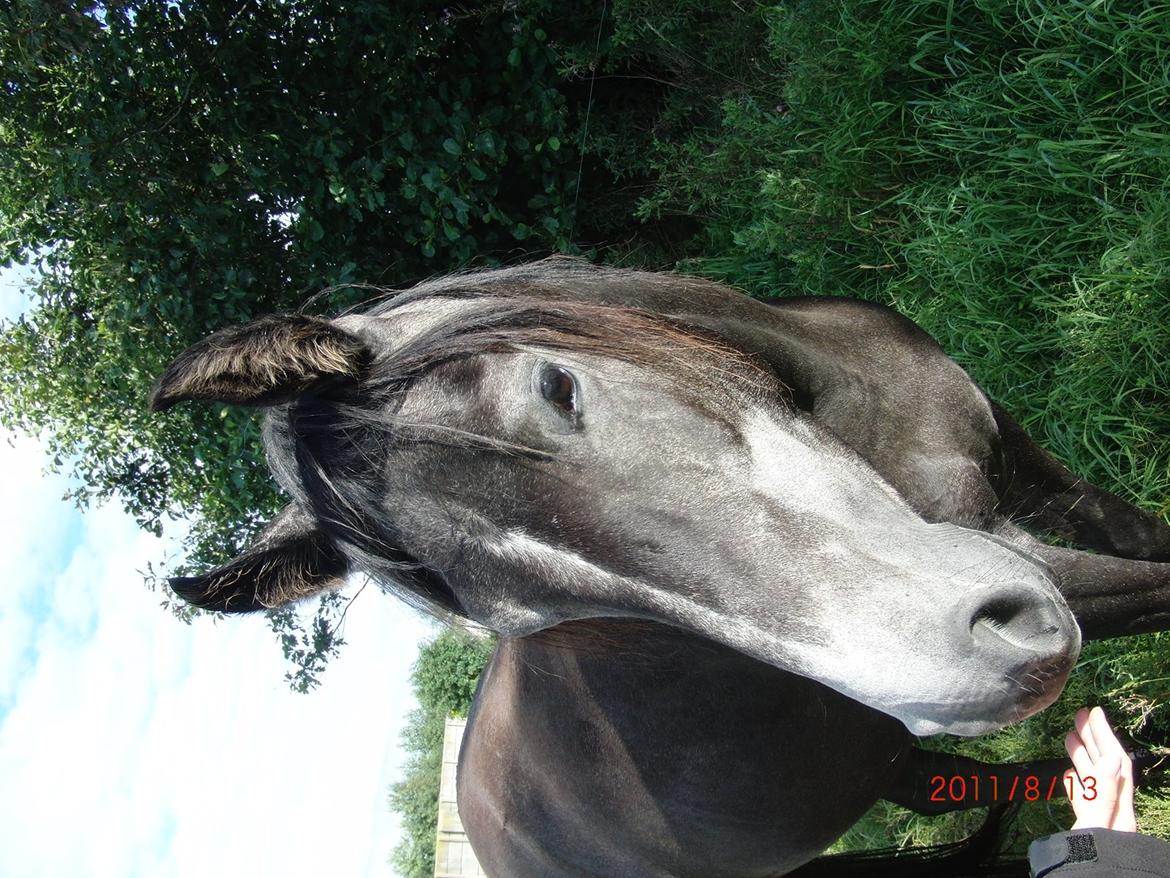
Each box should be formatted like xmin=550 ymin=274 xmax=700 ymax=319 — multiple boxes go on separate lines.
xmin=349 ymin=254 xmax=739 ymax=320
xmin=357 ymin=257 xmax=777 ymax=406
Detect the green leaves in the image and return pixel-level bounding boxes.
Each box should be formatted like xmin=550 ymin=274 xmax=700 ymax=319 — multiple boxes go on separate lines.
xmin=410 ymin=627 xmax=496 ymax=718
xmin=474 ymin=129 xmax=498 ymax=157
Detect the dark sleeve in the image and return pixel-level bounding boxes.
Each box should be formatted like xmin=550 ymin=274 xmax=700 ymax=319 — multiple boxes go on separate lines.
xmin=1029 ymin=828 xmax=1170 ymax=877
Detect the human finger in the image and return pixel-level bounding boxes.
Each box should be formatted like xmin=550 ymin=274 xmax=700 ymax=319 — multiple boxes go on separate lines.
xmin=1066 ymin=729 xmax=1096 ymax=783
xmin=1066 ymin=729 xmax=1124 ymax=805
xmin=1116 ymin=747 xmax=1138 ymax=832
xmin=1088 ymin=706 xmax=1125 ymax=763
xmin=1067 ymin=730 xmax=1099 ymax=796
xmin=1074 ymin=706 xmax=1103 ymax=763
xmin=1083 ymin=706 xmax=1139 ymax=830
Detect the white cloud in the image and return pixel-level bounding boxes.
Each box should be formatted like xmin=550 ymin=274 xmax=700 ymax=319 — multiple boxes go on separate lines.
xmin=0 ymin=433 xmax=85 ymax=706
xmin=0 ymin=435 xmax=438 ymax=877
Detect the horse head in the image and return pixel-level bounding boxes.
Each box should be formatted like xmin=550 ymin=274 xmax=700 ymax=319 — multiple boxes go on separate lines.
xmin=151 ymin=261 xmax=1079 ymax=737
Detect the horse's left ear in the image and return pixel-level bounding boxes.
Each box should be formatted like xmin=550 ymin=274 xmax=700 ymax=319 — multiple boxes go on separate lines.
xmin=149 ymin=314 xmax=370 ymax=411
xmin=169 ymin=504 xmax=347 ymax=613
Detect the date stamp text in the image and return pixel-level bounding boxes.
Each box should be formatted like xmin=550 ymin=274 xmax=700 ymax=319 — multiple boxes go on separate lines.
xmin=929 ymin=774 xmax=1097 ymax=803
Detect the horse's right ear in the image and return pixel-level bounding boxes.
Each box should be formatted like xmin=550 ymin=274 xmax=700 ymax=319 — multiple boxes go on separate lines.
xmin=149 ymin=314 xmax=370 ymax=411
xmin=169 ymin=504 xmax=347 ymax=613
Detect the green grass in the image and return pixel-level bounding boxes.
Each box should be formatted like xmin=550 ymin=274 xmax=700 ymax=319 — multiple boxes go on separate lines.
xmin=603 ymin=0 xmax=1170 ymax=851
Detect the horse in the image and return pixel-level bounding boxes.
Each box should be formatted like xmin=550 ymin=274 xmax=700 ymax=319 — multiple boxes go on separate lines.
xmin=150 ymin=256 xmax=1170 ymax=876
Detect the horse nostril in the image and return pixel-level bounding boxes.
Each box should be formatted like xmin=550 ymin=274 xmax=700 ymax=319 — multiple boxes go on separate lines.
xmin=970 ymin=595 xmax=1028 ymax=633
xmin=967 ymin=588 xmax=1065 ymax=652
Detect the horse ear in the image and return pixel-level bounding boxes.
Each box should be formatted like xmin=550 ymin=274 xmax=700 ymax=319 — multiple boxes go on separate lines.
xmin=149 ymin=314 xmax=370 ymax=411
xmin=169 ymin=504 xmax=347 ymax=613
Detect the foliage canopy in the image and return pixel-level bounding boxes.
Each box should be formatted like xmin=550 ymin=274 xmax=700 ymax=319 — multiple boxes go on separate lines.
xmin=0 ymin=0 xmax=585 ymax=680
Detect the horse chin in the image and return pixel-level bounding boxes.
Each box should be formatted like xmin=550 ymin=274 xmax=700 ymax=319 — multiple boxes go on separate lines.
xmin=902 ymin=715 xmax=1004 ymax=738
xmin=893 ymin=656 xmax=1075 ymax=738
xmin=902 ymin=700 xmax=1063 ymax=737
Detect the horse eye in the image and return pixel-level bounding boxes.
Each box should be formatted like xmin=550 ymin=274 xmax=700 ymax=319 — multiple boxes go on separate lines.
xmin=539 ymin=365 xmax=577 ymax=415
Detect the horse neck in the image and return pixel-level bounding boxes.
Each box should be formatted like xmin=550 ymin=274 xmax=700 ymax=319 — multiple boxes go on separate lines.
xmin=472 ymin=618 xmax=907 ymax=749
xmin=459 ymin=618 xmax=912 ymax=878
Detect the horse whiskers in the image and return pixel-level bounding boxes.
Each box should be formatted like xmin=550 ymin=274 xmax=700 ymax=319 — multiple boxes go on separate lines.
xmin=389 ymin=420 xmax=556 ymax=459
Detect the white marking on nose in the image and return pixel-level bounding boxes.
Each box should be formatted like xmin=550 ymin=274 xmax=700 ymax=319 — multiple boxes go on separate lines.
xmin=740 ymin=407 xmax=912 ymax=522
xmin=482 ymin=529 xmax=804 ymax=669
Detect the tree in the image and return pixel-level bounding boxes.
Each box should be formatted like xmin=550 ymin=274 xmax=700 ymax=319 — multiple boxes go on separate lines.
xmin=0 ymin=0 xmax=772 ymax=684
xmin=0 ymin=0 xmax=578 ymax=684
xmin=389 ymin=627 xmax=496 ymax=878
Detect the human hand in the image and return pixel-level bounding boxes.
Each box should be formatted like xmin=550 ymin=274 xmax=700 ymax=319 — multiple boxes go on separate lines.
xmin=1064 ymin=706 xmax=1137 ymax=832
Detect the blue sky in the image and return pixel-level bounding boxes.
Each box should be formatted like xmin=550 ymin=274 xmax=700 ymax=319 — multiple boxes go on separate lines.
xmin=0 ymin=263 xmax=437 ymax=876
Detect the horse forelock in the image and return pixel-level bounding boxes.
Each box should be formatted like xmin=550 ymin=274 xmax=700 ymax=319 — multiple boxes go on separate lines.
xmin=262 ymin=395 xmax=467 ymax=621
